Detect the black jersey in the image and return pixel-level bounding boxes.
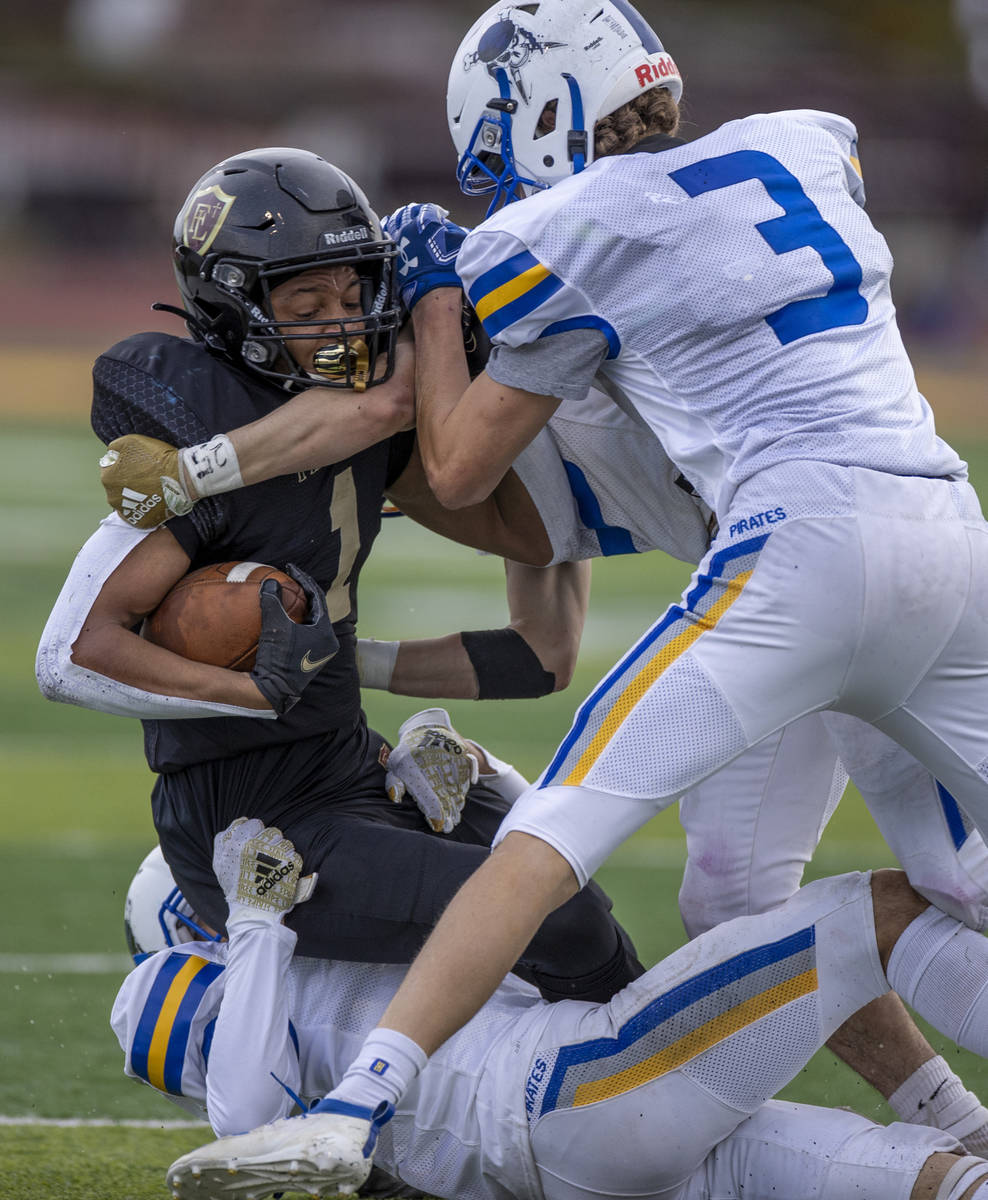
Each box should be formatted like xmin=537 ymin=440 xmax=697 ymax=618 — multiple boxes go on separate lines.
xmin=92 ymin=332 xmax=413 ymax=773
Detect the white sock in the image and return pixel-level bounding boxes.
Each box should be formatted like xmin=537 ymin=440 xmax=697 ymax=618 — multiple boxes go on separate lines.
xmin=887 ymin=907 xmax=988 ymax=1057
xmin=889 ymin=1055 xmax=988 ymax=1153
xmin=328 ymin=1027 xmax=427 ymax=1110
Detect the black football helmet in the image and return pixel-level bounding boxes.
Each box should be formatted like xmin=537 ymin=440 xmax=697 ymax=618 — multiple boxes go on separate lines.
xmin=169 ymin=147 xmax=400 ymax=392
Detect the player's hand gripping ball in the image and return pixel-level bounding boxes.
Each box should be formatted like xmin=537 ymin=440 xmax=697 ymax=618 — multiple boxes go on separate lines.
xmin=381 ymin=203 xmax=469 ymax=311
xmin=144 ymin=562 xmax=308 ymax=671
xmin=145 ymin=561 xmax=339 ymax=715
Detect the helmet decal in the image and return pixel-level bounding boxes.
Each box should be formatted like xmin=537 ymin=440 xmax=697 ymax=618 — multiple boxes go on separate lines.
xmin=465 ymin=13 xmax=566 ymax=105
xmin=180 ymin=185 xmax=236 ymax=256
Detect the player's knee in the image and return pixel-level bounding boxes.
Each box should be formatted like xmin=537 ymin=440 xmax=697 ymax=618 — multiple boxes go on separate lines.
xmin=871 ymin=868 xmax=930 ymax=971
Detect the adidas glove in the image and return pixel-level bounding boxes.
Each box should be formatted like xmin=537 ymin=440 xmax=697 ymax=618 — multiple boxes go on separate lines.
xmin=385 ymin=708 xmax=479 ymax=833
xmin=212 ymin=817 xmax=317 ymax=926
xmin=381 ymin=203 xmax=468 ymax=311
xmin=100 ymin=433 xmax=243 ymax=530
xmin=100 ymin=434 xmax=195 ymax=530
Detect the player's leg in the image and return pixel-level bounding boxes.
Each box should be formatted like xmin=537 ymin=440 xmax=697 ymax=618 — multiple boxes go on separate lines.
xmin=528 ymin=870 xmax=889 ymax=1197
xmin=528 ymin=869 xmax=988 ymax=1199
xmin=152 ymin=728 xmax=642 ymax=1001
xmin=824 ymin=712 xmax=988 ymax=932
xmin=677 ymin=714 xmax=847 ymax=938
xmin=829 ymin=476 xmax=988 ymax=859
xmin=688 ymin=1101 xmax=973 ymax=1200
xmin=495 ymin=514 xmax=868 ymax=887
xmin=680 ymin=712 xmax=988 ymax=1154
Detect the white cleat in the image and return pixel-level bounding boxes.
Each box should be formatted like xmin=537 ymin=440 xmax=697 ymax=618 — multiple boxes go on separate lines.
xmin=166 ymin=1101 xmax=392 ymax=1199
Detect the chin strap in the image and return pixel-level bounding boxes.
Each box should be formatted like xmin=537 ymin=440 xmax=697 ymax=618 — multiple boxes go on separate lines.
xmin=151 ymin=301 xmax=226 ymax=351
xmin=563 ymin=73 xmax=588 ymax=172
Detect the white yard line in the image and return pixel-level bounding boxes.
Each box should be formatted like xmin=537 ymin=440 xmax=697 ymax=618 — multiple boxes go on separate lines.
xmin=0 ymin=953 xmax=131 ymax=974
xmin=0 ymin=1116 xmax=202 ymax=1128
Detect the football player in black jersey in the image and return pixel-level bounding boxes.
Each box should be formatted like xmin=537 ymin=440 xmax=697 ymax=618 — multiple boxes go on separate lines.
xmin=38 ymin=147 xmax=642 ymax=1004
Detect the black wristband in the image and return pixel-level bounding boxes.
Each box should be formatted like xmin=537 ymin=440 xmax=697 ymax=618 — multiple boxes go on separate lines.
xmin=460 ymin=628 xmax=556 ymax=700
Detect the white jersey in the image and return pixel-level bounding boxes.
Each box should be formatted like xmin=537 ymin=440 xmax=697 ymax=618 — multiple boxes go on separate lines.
xmin=111 ymin=920 xmax=551 ymax=1199
xmin=516 ymin=388 xmax=714 ymax=566
xmin=117 ymin=878 xmax=962 ymax=1200
xmin=459 ymin=109 xmax=964 ymax=517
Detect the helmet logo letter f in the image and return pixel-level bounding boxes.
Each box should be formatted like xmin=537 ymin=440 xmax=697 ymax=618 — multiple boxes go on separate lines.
xmin=181 ymin=185 xmax=236 ymax=256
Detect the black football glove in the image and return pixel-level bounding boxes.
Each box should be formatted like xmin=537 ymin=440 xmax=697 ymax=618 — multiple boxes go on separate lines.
xmin=250 ymin=564 xmax=338 ymax=716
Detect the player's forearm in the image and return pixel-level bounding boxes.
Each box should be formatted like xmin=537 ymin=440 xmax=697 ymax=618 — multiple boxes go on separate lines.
xmin=410 ymin=289 xmax=479 ymax=506
xmin=71 ymin=623 xmax=271 ymax=710
xmin=193 ymin=345 xmax=415 ymax=492
xmin=386 ymin=444 xmax=553 ymax=566
xmin=412 ymin=292 xmax=560 ymax=509
xmin=504 ymin=560 xmax=590 ymax=692
xmin=386 ymin=635 xmax=481 ymax=699
xmin=206 ymin=920 xmax=300 ymax=1136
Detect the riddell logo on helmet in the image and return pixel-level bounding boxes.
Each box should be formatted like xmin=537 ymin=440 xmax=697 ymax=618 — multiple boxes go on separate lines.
xmin=635 ymin=55 xmax=678 ymax=87
xmin=321 ymin=228 xmax=370 ymax=246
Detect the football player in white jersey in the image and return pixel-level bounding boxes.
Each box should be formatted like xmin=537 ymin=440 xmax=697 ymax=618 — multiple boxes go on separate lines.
xmin=124 ymin=822 xmax=988 ymax=1200
xmin=94 ymin=248 xmax=988 ymax=1164
xmin=197 ymin=0 xmax=988 ymax=1183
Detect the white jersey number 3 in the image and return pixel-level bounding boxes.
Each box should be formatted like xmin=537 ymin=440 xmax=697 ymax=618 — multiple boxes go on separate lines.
xmin=670 ymin=150 xmax=868 ymax=345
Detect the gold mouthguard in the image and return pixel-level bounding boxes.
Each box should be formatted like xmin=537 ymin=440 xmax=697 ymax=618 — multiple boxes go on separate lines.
xmin=312 ymin=338 xmax=370 ymax=392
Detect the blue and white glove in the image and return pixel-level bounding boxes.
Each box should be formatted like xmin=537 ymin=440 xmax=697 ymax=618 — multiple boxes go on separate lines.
xmin=382 ymin=203 xmax=469 ymax=311
xmin=384 ymin=708 xmax=479 ymax=833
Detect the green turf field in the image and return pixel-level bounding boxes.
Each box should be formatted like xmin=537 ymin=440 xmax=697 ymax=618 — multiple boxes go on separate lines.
xmin=3 ymin=422 xmax=988 ymax=1199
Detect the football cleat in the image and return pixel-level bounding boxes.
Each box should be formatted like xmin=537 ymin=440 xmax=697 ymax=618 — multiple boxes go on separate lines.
xmin=166 ymin=1099 xmax=393 ymax=1199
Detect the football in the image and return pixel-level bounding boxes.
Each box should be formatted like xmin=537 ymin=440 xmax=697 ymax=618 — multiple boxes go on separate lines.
xmin=144 ymin=561 xmax=308 ymax=671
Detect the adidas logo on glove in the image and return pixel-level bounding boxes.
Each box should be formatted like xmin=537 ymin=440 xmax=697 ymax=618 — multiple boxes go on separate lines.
xmin=120 ymin=487 xmax=163 ymax=526
xmin=253 ymin=851 xmax=295 ymax=897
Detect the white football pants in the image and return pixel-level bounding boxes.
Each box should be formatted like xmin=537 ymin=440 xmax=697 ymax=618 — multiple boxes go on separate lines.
xmin=498 ymin=464 xmax=988 ymax=890
xmin=528 ymin=872 xmax=959 ymax=1200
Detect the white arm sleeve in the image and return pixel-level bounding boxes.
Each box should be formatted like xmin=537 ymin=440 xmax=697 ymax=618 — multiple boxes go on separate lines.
xmin=205 ymin=918 xmax=301 ymax=1136
xmin=35 ymin=513 xmax=277 ymax=720
xmin=472 ymin=746 xmax=530 ymax=806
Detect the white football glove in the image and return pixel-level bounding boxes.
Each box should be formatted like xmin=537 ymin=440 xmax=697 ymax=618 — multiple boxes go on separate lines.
xmin=212 ymin=817 xmax=317 ymax=925
xmin=385 ymin=708 xmax=479 ymax=834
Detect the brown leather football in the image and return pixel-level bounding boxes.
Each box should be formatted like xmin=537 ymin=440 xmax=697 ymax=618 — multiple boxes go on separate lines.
xmin=144 ymin=561 xmax=308 ymax=671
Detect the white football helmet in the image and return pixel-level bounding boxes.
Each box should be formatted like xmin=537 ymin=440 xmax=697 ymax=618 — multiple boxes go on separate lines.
xmin=124 ymin=846 xmax=219 ymax=963
xmin=447 ymin=0 xmax=682 ymax=214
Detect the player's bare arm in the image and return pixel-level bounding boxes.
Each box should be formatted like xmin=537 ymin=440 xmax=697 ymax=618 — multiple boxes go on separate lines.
xmin=100 ymin=338 xmax=415 ymax=528
xmin=214 ymin=335 xmax=415 ymax=485
xmin=411 ymin=288 xmax=561 ymax=509
xmin=365 ymin=558 xmax=591 ymax=700
xmin=384 ymin=439 xmax=552 ymax=565
xmin=62 ymin=525 xmax=337 ymax=717
xmin=70 ymin=530 xmax=273 ymax=710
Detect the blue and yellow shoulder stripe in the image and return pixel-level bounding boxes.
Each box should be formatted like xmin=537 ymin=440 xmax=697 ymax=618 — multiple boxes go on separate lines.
xmin=530 ymin=925 xmax=817 ymax=1121
xmin=130 ymin=952 xmax=224 ymax=1095
xmin=465 ymin=247 xmax=620 ymax=355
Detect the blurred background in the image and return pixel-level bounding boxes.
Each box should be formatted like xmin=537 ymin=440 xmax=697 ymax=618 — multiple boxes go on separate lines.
xmin=0 ymin=0 xmax=986 ymax=416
